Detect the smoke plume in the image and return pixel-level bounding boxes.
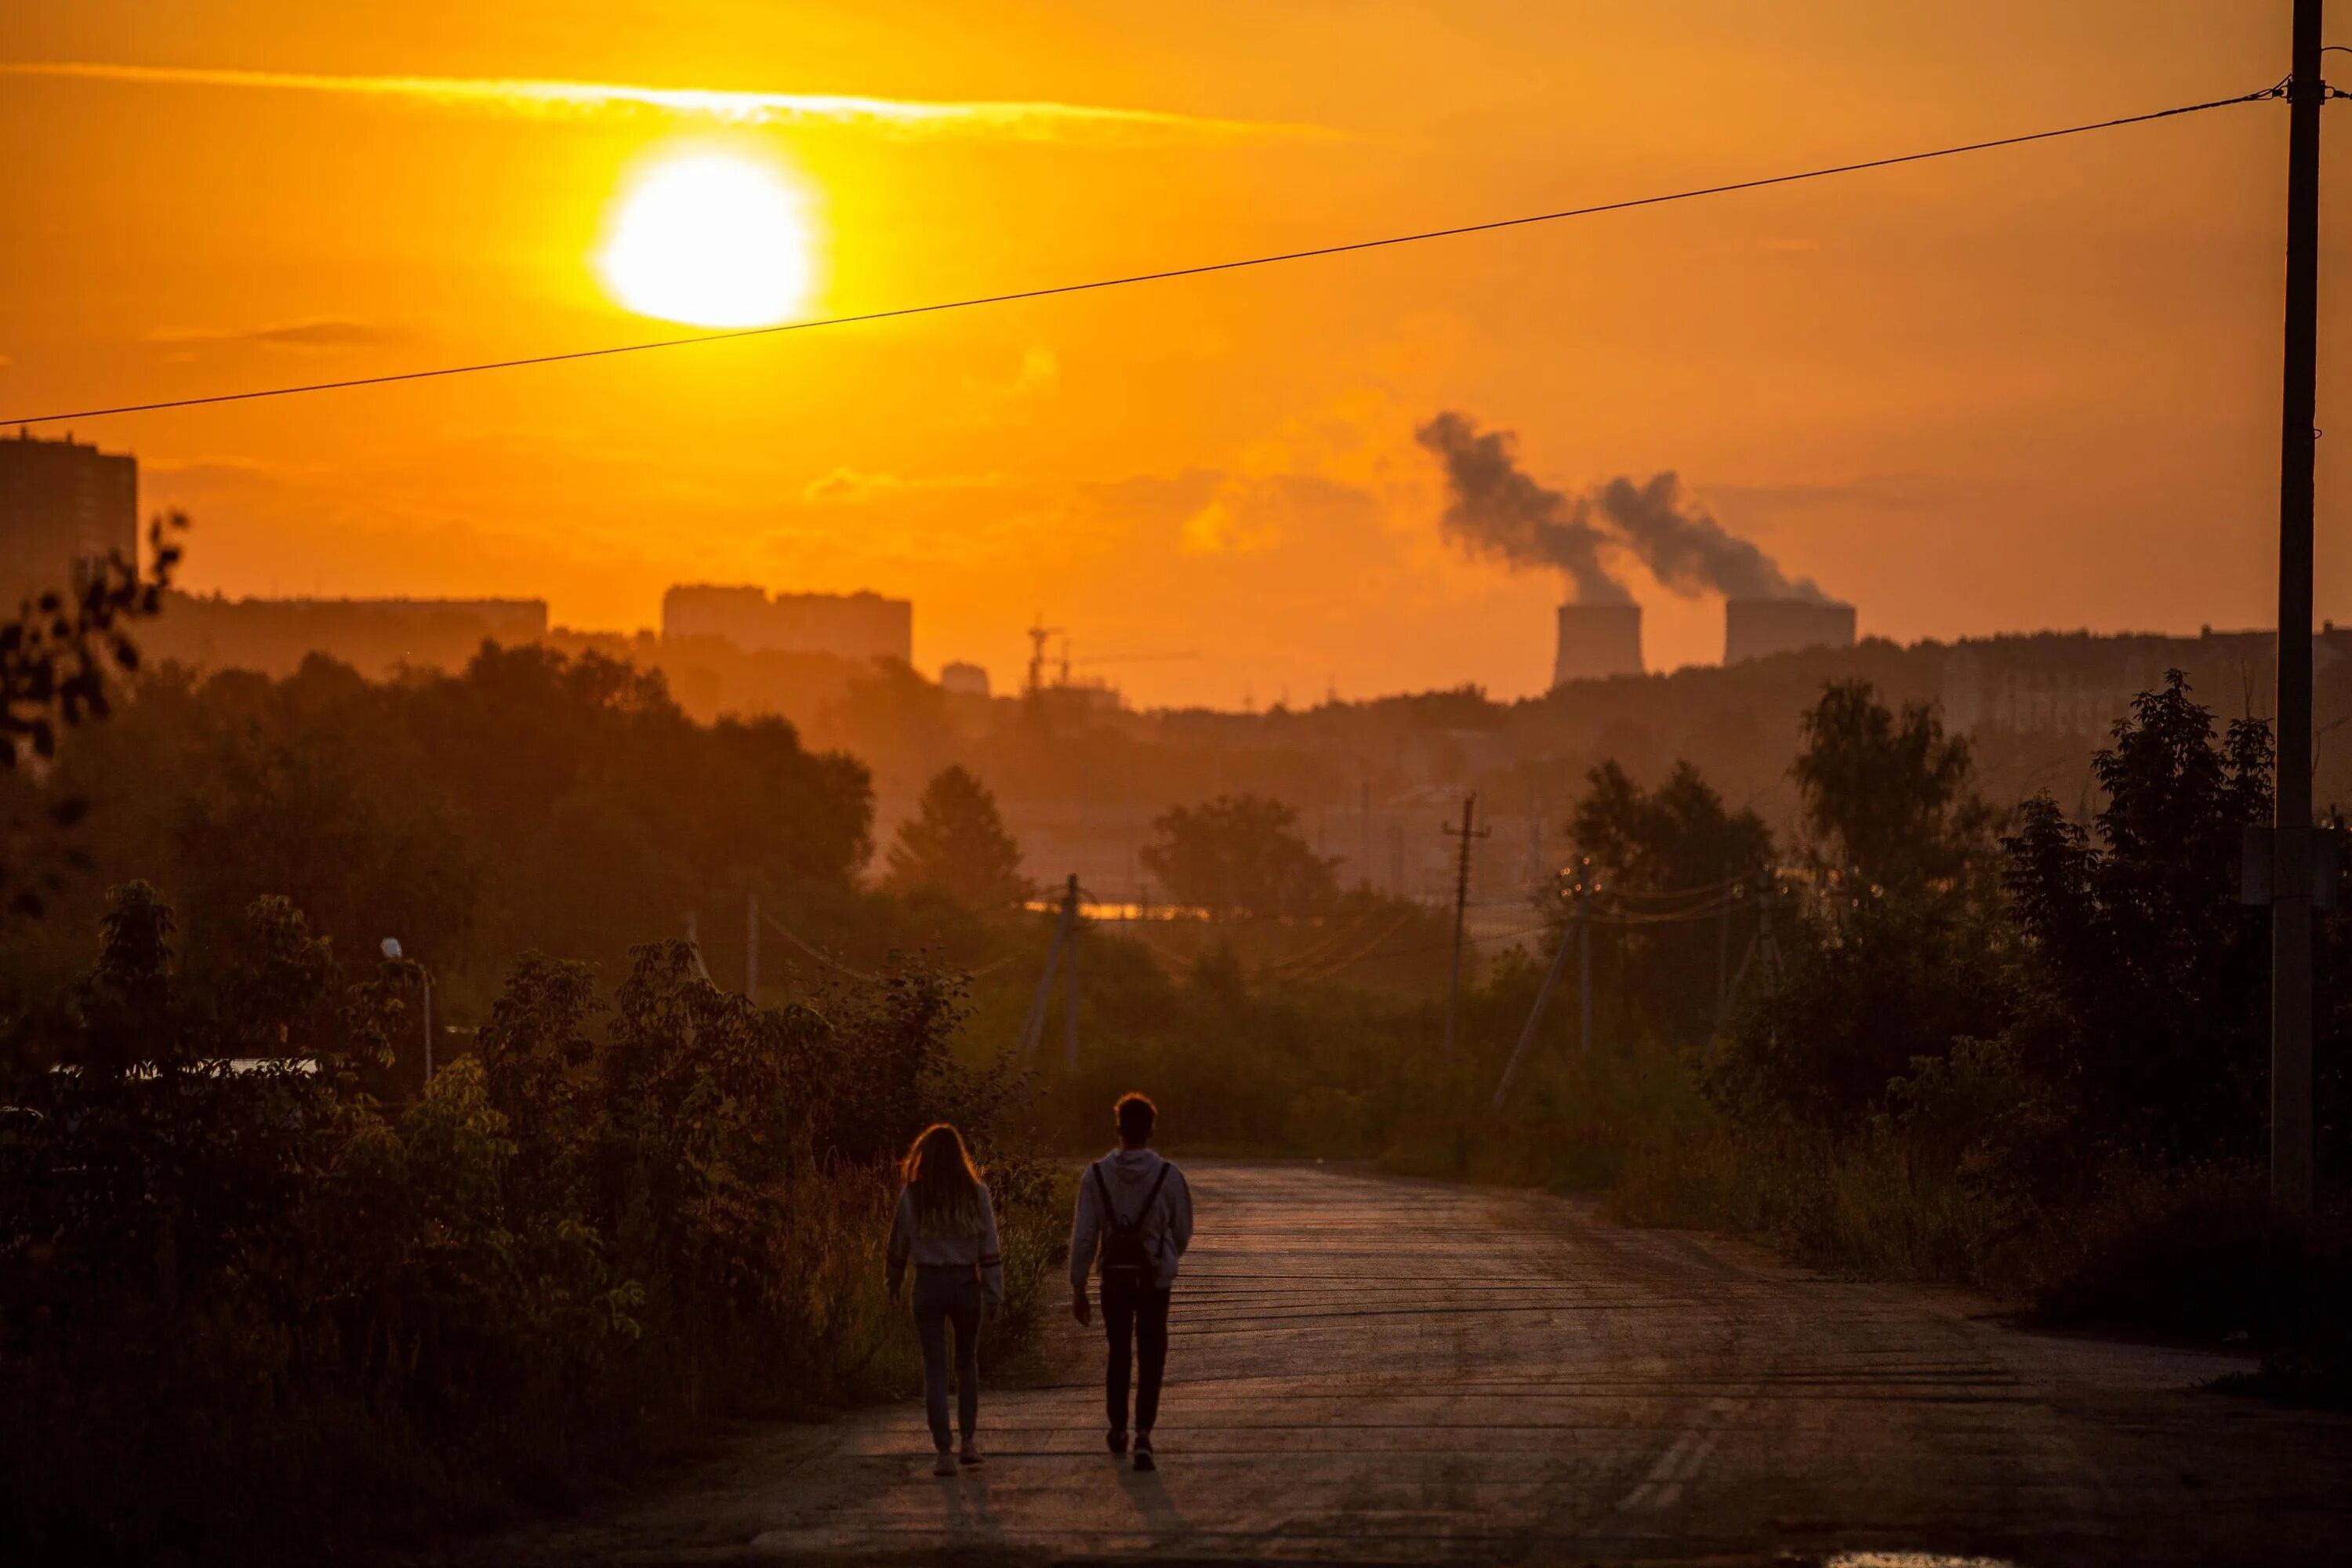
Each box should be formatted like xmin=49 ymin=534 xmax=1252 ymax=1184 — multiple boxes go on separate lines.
xmin=1588 ymin=472 xmax=1825 ymax=603
xmin=1414 ymin=412 xmax=1632 ymax=606
xmin=1417 ymin=412 xmax=1825 ymax=604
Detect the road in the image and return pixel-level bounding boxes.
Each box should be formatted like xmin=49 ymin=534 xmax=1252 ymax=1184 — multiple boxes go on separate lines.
xmin=499 ymin=1161 xmax=2350 ymax=1565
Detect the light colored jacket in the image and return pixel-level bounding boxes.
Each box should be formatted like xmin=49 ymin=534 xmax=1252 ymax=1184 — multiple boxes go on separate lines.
xmin=1069 ymin=1148 xmax=1192 ymax=1294
xmin=887 ymin=1183 xmax=1005 ymax=1305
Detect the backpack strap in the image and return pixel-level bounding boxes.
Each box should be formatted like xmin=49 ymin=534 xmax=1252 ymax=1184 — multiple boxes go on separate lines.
xmin=1093 ymin=1160 xmax=1173 ymax=1230
xmin=1138 ymin=1161 xmax=1171 ymax=1221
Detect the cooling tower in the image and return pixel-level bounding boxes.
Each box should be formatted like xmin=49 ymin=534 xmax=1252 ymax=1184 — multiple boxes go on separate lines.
xmin=1552 ymin=603 xmax=1644 ymax=687
xmin=1724 ymin=599 xmax=1857 ymax=664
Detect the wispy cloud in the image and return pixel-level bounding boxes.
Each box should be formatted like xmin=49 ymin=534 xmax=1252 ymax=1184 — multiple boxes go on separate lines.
xmin=801 ymin=468 xmax=1004 ymax=503
xmin=3 ymin=62 xmax=1327 ymax=143
xmin=146 ymin=318 xmax=405 ymax=350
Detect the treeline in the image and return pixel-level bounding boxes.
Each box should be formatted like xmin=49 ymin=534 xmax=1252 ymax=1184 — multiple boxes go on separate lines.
xmin=5 ymin=644 xmax=877 ymax=1050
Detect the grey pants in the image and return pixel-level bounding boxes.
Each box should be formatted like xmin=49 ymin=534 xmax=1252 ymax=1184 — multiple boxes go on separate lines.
xmin=913 ymin=1265 xmax=982 ymax=1449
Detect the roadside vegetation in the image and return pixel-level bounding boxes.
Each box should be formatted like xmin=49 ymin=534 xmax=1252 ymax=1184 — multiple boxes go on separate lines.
xmin=3 ymin=597 xmax=2346 ymax=1562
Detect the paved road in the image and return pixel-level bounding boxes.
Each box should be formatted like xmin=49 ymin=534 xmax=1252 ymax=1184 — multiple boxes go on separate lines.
xmin=503 ymin=1162 xmax=2350 ymax=1565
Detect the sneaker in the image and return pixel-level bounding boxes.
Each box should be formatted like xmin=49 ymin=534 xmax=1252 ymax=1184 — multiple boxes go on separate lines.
xmin=1106 ymin=1428 xmax=1129 ymax=1456
xmin=959 ymin=1438 xmax=984 ymax=1468
xmin=932 ymin=1449 xmax=958 ymax=1477
xmin=1132 ymin=1432 xmax=1156 ymax=1472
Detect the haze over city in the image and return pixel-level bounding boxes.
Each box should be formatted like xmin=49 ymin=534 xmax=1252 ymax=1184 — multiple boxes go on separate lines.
xmin=7 ymin=0 xmax=2351 ymax=704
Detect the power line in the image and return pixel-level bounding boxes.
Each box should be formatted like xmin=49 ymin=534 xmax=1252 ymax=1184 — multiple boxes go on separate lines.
xmin=1 ymin=85 xmax=2285 ymax=429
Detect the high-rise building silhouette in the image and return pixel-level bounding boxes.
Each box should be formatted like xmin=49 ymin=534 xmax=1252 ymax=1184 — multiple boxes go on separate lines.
xmin=662 ymin=583 xmax=912 ymax=664
xmin=1 ymin=429 xmax=137 ymax=607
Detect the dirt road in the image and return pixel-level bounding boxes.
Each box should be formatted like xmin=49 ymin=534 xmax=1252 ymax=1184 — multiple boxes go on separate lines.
xmin=500 ymin=1161 xmax=2350 ymax=1565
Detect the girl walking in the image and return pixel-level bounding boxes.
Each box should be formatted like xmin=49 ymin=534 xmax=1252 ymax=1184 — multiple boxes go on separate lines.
xmin=886 ymin=1123 xmax=1005 ymax=1475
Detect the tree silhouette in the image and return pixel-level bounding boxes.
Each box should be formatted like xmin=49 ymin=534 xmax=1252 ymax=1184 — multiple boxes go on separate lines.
xmin=1792 ymin=678 xmax=1991 ymax=889
xmin=2 ymin=512 xmax=187 ymax=916
xmin=1141 ymin=793 xmax=1338 ymax=918
xmin=2002 ymin=670 xmax=2277 ymax=1162
xmin=884 ymin=764 xmax=1031 ymax=909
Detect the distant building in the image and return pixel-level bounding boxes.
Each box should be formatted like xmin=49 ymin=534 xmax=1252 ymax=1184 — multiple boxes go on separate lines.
xmin=1724 ymin=599 xmax=1857 ymax=665
xmin=143 ymin=593 xmax=549 ymax=679
xmin=1552 ymin=603 xmax=1644 ymax=687
xmin=662 ymin=583 xmax=912 ymax=665
xmin=939 ymin=660 xmax=991 ymax=698
xmin=1940 ymin=626 xmax=2352 ymax=740
xmin=1 ymin=430 xmax=138 ymax=607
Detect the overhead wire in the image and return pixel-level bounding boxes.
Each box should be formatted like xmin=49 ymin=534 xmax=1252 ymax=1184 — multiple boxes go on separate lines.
xmin=0 ymin=82 xmax=2287 ymax=428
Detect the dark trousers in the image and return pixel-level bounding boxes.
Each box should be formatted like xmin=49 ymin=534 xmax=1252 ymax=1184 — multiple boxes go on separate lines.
xmin=913 ymin=1265 xmax=981 ymax=1449
xmin=1101 ymin=1276 xmax=1173 ymax=1434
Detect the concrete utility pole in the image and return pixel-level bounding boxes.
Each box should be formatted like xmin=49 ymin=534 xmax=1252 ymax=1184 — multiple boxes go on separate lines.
xmin=1715 ymin=866 xmax=1734 ymax=1022
xmin=1441 ymin=795 xmax=1490 ymax=1056
xmin=1065 ymin=907 xmax=1080 ymax=1069
xmin=1576 ymin=871 xmax=1593 ymax=1056
xmin=1491 ymin=868 xmax=1580 ymax=1112
xmin=2272 ymin=0 xmax=2325 ymax=1214
xmin=746 ymin=891 xmax=760 ymax=1000
xmin=1019 ymin=874 xmax=1079 ymax=1060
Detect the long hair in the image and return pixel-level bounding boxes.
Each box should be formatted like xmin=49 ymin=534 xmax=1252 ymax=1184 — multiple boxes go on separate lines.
xmin=900 ymin=1123 xmax=987 ymax=1240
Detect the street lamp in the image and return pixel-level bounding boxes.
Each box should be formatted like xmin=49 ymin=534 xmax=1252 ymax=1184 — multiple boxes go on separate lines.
xmin=380 ymin=937 xmax=433 ymax=1086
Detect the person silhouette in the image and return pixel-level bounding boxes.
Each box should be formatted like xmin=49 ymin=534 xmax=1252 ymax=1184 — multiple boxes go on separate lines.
xmin=887 ymin=1123 xmax=1004 ymax=1476
xmin=1068 ymin=1092 xmax=1193 ymax=1471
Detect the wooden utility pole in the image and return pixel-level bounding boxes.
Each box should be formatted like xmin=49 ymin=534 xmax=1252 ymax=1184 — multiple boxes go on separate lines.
xmin=1441 ymin=795 xmax=1489 ymax=1056
xmin=2272 ymin=0 xmax=2325 ymax=1214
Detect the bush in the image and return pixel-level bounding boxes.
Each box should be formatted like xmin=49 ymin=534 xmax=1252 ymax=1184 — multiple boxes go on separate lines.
xmin=0 ymin=887 xmax=1058 ymax=1565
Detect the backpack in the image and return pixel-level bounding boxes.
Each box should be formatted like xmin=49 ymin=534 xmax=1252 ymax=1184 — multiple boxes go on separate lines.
xmin=1092 ymin=1160 xmax=1171 ymax=1290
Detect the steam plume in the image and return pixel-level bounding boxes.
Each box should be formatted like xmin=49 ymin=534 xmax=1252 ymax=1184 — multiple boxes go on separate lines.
xmin=1414 ymin=412 xmax=1632 ymax=606
xmin=1589 ymin=472 xmax=1825 ymax=603
xmin=1417 ymin=411 xmax=1825 ymax=604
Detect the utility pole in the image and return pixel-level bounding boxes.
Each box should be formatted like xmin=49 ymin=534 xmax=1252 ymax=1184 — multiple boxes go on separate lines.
xmin=1019 ymin=874 xmax=1079 ymax=1060
xmin=1576 ymin=869 xmax=1593 ymax=1056
xmin=1715 ymin=865 xmax=1734 ymax=1022
xmin=2272 ymin=0 xmax=2325 ymax=1214
xmin=1492 ymin=869 xmax=1580 ymax=1112
xmin=1440 ymin=795 xmax=1490 ymax=1056
xmin=1065 ymin=907 xmax=1081 ymax=1069
xmin=745 ymin=891 xmax=760 ymax=1000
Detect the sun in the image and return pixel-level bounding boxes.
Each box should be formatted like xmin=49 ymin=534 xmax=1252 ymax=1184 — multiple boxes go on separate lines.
xmin=595 ymin=150 xmax=815 ymax=328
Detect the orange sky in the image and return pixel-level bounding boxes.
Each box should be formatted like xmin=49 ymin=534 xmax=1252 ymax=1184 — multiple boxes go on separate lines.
xmin=2 ymin=2 xmax=2347 ymax=707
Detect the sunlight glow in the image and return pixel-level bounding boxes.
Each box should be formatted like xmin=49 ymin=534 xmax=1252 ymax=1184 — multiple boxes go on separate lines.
xmin=595 ymin=151 xmax=815 ymax=328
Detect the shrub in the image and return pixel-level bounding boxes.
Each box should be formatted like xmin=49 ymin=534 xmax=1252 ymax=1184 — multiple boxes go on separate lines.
xmin=0 ymin=887 xmax=1058 ymax=1564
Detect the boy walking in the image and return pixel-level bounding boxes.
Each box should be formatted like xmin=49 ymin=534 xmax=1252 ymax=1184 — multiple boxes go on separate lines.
xmin=1069 ymin=1092 xmax=1193 ymax=1471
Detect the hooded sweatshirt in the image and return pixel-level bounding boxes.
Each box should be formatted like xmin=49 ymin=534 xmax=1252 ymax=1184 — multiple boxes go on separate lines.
xmin=1068 ymin=1147 xmax=1193 ymax=1294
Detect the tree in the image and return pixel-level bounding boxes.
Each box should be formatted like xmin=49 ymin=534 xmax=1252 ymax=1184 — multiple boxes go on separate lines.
xmin=2001 ymin=671 xmax=2278 ymax=1163
xmin=1140 ymin=793 xmax=1338 ymax=919
xmin=1571 ymin=760 xmax=1773 ymax=897
xmin=884 ymin=765 xmax=1031 ymax=908
xmin=1715 ymin=685 xmax=2007 ymax=1128
xmin=1568 ymin=760 xmax=1773 ymax=1047
xmin=1792 ymin=678 xmax=1991 ymax=889
xmin=2 ymin=513 xmax=187 ymax=918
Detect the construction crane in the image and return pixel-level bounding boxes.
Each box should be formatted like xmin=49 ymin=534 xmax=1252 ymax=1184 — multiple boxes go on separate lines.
xmin=1058 ymin=639 xmax=1200 ymax=684
xmin=1024 ymin=614 xmax=1066 ymax=697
